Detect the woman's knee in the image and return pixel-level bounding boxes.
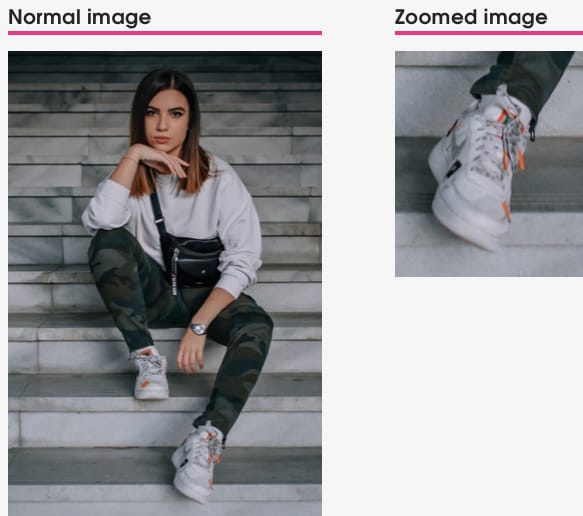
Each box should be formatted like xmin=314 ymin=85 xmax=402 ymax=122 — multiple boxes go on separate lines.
xmin=214 ymin=297 xmax=273 ymax=353
xmin=88 ymin=228 xmax=134 ymax=260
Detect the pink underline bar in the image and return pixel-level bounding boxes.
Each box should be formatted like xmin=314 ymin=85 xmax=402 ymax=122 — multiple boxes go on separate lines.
xmin=395 ymin=31 xmax=583 ymax=36
xmin=8 ymin=30 xmax=322 ymax=36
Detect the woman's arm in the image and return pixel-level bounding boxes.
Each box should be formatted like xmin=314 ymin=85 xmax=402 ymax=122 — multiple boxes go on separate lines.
xmin=82 ymin=144 xmax=190 ymax=233
xmin=176 ymin=287 xmax=235 ymax=374
xmin=110 ymin=144 xmax=189 ymax=188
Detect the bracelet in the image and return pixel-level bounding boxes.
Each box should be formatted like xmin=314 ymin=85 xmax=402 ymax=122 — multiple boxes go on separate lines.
xmin=121 ymin=156 xmax=139 ymax=164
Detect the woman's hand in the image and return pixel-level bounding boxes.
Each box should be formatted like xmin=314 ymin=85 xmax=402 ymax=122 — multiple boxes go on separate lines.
xmin=128 ymin=144 xmax=189 ymax=178
xmin=176 ymin=329 xmax=206 ymax=374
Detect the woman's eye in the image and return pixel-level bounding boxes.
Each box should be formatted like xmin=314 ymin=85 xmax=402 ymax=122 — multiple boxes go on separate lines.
xmin=145 ymin=109 xmax=156 ymax=116
xmin=171 ymin=111 xmax=184 ymax=118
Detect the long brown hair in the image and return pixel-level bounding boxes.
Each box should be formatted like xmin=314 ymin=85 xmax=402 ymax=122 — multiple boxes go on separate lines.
xmin=128 ymin=69 xmax=210 ymax=196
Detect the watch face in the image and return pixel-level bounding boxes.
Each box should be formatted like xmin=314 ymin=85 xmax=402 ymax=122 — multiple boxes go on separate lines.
xmin=191 ymin=324 xmax=206 ymax=335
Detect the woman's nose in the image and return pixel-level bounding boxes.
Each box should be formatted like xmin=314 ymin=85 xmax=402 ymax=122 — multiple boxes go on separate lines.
xmin=157 ymin=114 xmax=168 ymax=131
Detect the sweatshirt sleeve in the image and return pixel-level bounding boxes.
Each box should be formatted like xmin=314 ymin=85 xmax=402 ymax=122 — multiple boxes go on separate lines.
xmin=215 ymin=169 xmax=262 ymax=299
xmin=81 ymin=178 xmax=132 ymax=235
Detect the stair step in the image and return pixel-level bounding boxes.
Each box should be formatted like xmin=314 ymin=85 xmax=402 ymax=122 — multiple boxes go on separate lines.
xmin=9 ymin=135 xmax=322 ymax=161
xmin=9 ymin=447 xmax=321 ymax=514
xmin=9 ymin=102 xmax=321 ymax=113
xmin=396 ymin=137 xmax=583 ymax=276
xmin=9 ymin=312 xmax=321 ymax=374
xmin=9 ymin=71 xmax=322 ymax=83
xmin=397 ymin=137 xmax=583 ymax=213
xmin=396 ymin=51 xmax=583 ymax=67
xmin=9 ymin=373 xmax=321 ymax=412
xmin=9 ymin=88 xmax=321 ymax=106
xmin=9 ymin=373 xmax=321 ymax=448
xmin=9 ymin=263 xmax=321 ymax=313
xmin=9 ymin=195 xmax=322 ymax=224
xmin=10 ymin=282 xmax=321 ymax=314
xmin=9 ymin=110 xmax=321 ymax=130
xmin=8 ymin=153 xmax=322 ymax=165
xmin=9 ymin=334 xmax=321 ymax=376
xmin=9 ymin=233 xmax=321 ymax=266
xmin=8 ymin=163 xmax=321 ymax=193
xmin=9 ymin=312 xmax=321 ymax=341
xmin=9 ymin=124 xmax=321 ymax=135
xmin=8 ymin=223 xmax=321 ymax=238
xmin=396 ymin=53 xmax=583 ymax=138
xmin=8 ymin=80 xmax=322 ymax=91
xmin=9 ymin=263 xmax=321 ymax=283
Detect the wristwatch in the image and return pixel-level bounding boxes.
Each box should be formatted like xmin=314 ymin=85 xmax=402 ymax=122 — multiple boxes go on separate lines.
xmin=189 ymin=323 xmax=207 ymax=336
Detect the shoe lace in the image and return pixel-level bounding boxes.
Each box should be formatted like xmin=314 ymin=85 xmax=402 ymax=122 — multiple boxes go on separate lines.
xmin=133 ymin=353 xmax=164 ymax=377
xmin=470 ymin=110 xmax=526 ymax=182
xmin=185 ymin=431 xmax=222 ymax=469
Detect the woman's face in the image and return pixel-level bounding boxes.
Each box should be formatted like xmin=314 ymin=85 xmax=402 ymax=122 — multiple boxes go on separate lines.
xmin=144 ymin=88 xmax=190 ymax=157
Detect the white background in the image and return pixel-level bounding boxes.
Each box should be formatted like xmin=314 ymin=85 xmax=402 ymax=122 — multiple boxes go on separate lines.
xmin=3 ymin=1 xmax=583 ymax=515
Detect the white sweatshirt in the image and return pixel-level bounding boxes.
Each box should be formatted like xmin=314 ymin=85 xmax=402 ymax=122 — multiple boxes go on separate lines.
xmin=81 ymin=155 xmax=262 ymax=299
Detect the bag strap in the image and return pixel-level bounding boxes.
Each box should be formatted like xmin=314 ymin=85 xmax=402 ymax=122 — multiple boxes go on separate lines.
xmin=149 ymin=190 xmax=168 ymax=236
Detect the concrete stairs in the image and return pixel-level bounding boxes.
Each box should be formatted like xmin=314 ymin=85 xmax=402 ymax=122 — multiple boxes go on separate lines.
xmin=8 ymin=52 xmax=321 ymax=515
xmin=396 ymin=51 xmax=583 ymax=276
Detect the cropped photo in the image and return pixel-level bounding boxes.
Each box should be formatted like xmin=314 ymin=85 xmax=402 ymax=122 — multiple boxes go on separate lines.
xmin=8 ymin=51 xmax=321 ymax=513
xmin=395 ymin=51 xmax=583 ymax=276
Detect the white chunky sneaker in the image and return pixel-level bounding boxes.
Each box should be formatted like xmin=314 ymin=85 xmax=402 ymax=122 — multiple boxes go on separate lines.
xmin=429 ymin=85 xmax=531 ymax=250
xmin=130 ymin=346 xmax=169 ymax=400
xmin=172 ymin=422 xmax=223 ymax=503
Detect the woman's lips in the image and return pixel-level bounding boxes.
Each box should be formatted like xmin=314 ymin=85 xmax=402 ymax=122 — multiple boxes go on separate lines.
xmin=154 ymin=137 xmax=170 ymax=143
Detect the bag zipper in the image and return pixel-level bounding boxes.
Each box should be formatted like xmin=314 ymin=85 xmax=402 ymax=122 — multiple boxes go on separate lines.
xmin=171 ymin=247 xmax=179 ymax=296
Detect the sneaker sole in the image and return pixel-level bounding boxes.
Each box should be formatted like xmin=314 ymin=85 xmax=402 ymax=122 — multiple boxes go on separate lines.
xmin=173 ymin=472 xmax=211 ymax=504
xmin=432 ymin=188 xmax=499 ymax=251
xmin=134 ymin=387 xmax=170 ymax=400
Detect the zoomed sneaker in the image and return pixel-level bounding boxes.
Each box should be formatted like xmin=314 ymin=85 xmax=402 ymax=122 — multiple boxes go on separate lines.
xmin=130 ymin=346 xmax=169 ymax=400
xmin=172 ymin=422 xmax=223 ymax=503
xmin=428 ymin=84 xmax=531 ymax=250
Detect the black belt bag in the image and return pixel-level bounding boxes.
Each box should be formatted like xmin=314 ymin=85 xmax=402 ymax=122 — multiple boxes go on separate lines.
xmin=150 ymin=191 xmax=224 ymax=295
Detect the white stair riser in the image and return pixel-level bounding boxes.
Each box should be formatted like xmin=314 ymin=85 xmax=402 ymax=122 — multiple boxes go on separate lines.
xmin=8 ymin=196 xmax=322 ymax=224
xmin=9 ymin=135 xmax=321 ymax=160
xmin=8 ymin=501 xmax=321 ymax=516
xmin=9 ymin=112 xmax=321 ymax=129
xmin=397 ymin=246 xmax=583 ymax=276
xmin=396 ymin=67 xmax=583 ymax=138
xmin=397 ymin=213 xmax=583 ymax=247
xmin=9 ymin=71 xmax=322 ymax=83
xmin=11 ymin=412 xmax=321 ymax=448
xmin=10 ymin=88 xmax=321 ymax=104
xmin=9 ymin=235 xmax=321 ymax=265
xmin=9 ymin=315 xmax=321 ymax=342
xmin=9 ymin=339 xmax=322 ymax=374
xmin=10 ymin=483 xmax=321 ymax=503
xmin=9 ymin=282 xmax=322 ymax=313
xmin=8 ymin=164 xmax=321 ymax=190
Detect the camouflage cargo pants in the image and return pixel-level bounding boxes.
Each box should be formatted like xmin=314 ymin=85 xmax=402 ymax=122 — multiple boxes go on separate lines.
xmin=88 ymin=228 xmax=273 ymax=438
xmin=470 ymin=51 xmax=574 ymax=122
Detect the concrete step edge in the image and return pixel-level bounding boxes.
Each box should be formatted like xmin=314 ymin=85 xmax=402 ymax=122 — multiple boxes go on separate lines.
xmin=397 ymin=212 xmax=583 ymax=247
xmin=9 ymin=447 xmax=321 ymax=502
xmin=9 ymin=82 xmax=322 ymax=91
xmin=8 ymin=312 xmax=322 ymax=342
xmin=396 ymin=51 xmax=583 ymax=67
xmin=9 ymin=127 xmax=322 ymax=137
xmin=8 ymin=187 xmax=323 ymax=198
xmin=9 ymin=153 xmax=322 ymax=165
xmin=8 ymin=263 xmax=322 ymax=284
xmin=9 ymin=103 xmax=321 ymax=113
xmin=8 ymin=373 xmax=321 ymax=413
xmin=9 ymin=223 xmax=322 ymax=237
